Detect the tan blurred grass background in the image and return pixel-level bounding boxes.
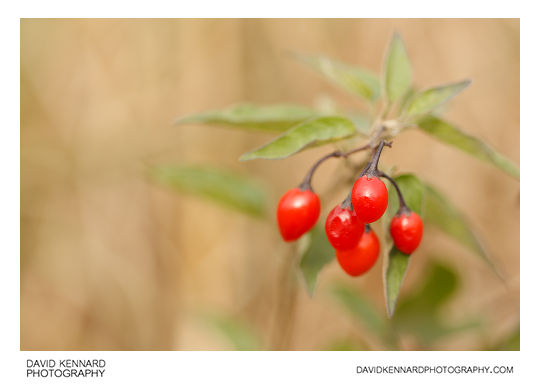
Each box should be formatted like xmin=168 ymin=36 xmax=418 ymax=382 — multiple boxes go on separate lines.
xmin=21 ymin=19 xmax=519 ymax=350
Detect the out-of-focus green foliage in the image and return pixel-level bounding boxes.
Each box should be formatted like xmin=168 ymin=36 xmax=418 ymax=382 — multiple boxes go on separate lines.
xmin=417 ymin=116 xmax=519 ymax=179
xmin=404 ymin=80 xmax=471 ymax=118
xmin=383 ymin=33 xmax=412 ymax=103
xmin=199 ymin=311 xmax=262 ymax=351
xmin=176 ymin=103 xmax=319 ymax=132
xmin=293 ymin=52 xmax=381 ymax=101
xmin=299 ymin=226 xmax=335 ymax=296
xmin=150 ymin=164 xmax=267 ymax=217
xmin=423 ymin=183 xmax=499 ymax=275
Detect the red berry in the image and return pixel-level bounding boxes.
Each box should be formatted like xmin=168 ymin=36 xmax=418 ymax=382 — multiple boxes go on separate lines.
xmin=390 ymin=211 xmax=423 ymax=254
xmin=351 ymin=175 xmax=388 ymax=223
xmin=276 ymin=188 xmax=320 ymax=242
xmin=325 ymin=205 xmax=364 ymax=250
xmin=335 ymin=226 xmax=380 ymax=277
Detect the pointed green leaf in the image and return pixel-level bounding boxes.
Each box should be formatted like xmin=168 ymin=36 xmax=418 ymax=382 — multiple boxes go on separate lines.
xmin=405 ymin=80 xmax=471 ymax=117
xmin=417 ymin=115 xmax=519 ymax=179
xmin=299 ymin=226 xmax=335 ymax=296
xmin=382 ymin=174 xmax=425 ymax=317
xmin=294 ymin=53 xmax=380 ymax=101
xmin=149 ymin=164 xmax=266 ymax=217
xmin=423 ymin=183 xmax=499 ymax=273
xmin=240 ymin=116 xmax=356 ymax=160
xmin=398 ymin=87 xmax=417 ymax=115
xmin=175 ymin=103 xmax=318 ymax=132
xmin=383 ymin=32 xmax=412 ymax=102
xmin=384 ymin=248 xmax=411 ymax=318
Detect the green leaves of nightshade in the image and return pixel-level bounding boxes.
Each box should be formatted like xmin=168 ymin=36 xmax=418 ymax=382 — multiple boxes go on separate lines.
xmin=423 ymin=183 xmax=498 ymax=274
xmin=294 ymin=53 xmax=380 ymax=101
xmin=299 ymin=226 xmax=335 ymax=296
xmin=383 ymin=33 xmax=412 ymax=103
xmin=330 ymin=262 xmax=479 ymax=349
xmin=176 ymin=103 xmax=318 ymax=132
xmin=149 ymin=165 xmax=266 ymax=217
xmin=391 ymin=262 xmax=480 ymax=344
xmin=404 ymin=80 xmax=471 ymax=117
xmin=240 ymin=116 xmax=356 ymax=160
xmin=382 ymin=174 xmax=425 ymax=317
xmin=330 ymin=284 xmax=397 ymax=348
xmin=418 ymin=115 xmax=519 ymax=179
xmin=382 ymin=174 xmax=501 ymax=316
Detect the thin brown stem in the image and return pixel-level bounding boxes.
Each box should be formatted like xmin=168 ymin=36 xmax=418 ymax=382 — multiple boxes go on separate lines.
xmin=378 ymin=171 xmax=409 ymax=214
xmin=300 ymin=124 xmax=388 ymax=190
xmin=361 ymin=140 xmax=392 ymax=177
xmin=300 ymin=145 xmax=370 ymax=190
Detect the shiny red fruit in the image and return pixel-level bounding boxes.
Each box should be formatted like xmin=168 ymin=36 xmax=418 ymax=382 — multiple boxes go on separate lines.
xmin=351 ymin=175 xmax=388 ymax=223
xmin=325 ymin=205 xmax=364 ymax=250
xmin=276 ymin=188 xmax=320 ymax=242
xmin=335 ymin=227 xmax=380 ymax=277
xmin=390 ymin=211 xmax=423 ymax=254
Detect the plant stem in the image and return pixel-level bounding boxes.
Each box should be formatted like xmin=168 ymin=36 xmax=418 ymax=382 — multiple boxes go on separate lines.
xmin=361 ymin=140 xmax=392 ymax=177
xmin=339 ymin=192 xmax=353 ymax=210
xmin=299 ymin=124 xmax=388 ymax=190
xmin=299 ymin=146 xmax=369 ymax=190
xmin=378 ymin=171 xmax=409 ymax=214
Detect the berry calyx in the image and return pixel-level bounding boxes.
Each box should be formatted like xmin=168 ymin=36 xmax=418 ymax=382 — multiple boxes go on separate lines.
xmin=335 ymin=225 xmax=380 ymax=277
xmin=350 ymin=141 xmax=390 ymax=223
xmin=390 ymin=209 xmax=423 ymax=254
xmin=325 ymin=199 xmax=364 ymax=250
xmin=276 ymin=187 xmax=320 ymax=242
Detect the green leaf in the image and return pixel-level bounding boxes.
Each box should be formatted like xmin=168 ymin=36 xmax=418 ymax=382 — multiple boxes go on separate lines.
xmin=384 ymin=248 xmax=410 ymax=318
xmin=417 ymin=115 xmax=519 ymax=179
xmin=394 ymin=262 xmax=458 ymax=316
xmin=392 ymin=261 xmax=481 ymax=344
xmin=404 ymin=80 xmax=471 ymax=117
xmin=199 ymin=312 xmax=261 ymax=351
xmin=388 ymin=174 xmax=425 ymax=215
xmin=383 ymin=32 xmax=412 ymax=103
xmin=175 ymin=103 xmax=318 ymax=132
xmin=382 ymin=174 xmax=425 ymax=317
xmin=240 ymin=116 xmax=356 ymax=161
xmin=423 ymin=183 xmax=500 ymax=274
xmin=299 ymin=226 xmax=335 ymax=296
xmin=329 ymin=284 xmax=396 ymax=348
xmin=398 ymin=87 xmax=417 ymax=115
xmin=149 ymin=164 xmax=266 ymax=217
xmin=293 ymin=53 xmax=380 ymax=101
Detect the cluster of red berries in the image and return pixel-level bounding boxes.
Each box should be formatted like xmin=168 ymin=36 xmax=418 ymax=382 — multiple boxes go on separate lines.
xmin=276 ymin=141 xmax=423 ymax=277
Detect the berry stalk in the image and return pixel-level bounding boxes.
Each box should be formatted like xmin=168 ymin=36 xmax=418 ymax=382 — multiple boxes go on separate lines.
xmin=299 ymin=124 xmax=389 ymax=191
xmin=360 ymin=140 xmax=393 ymax=178
xmin=378 ymin=171 xmax=410 ymax=215
xmin=299 ymin=144 xmax=372 ymax=190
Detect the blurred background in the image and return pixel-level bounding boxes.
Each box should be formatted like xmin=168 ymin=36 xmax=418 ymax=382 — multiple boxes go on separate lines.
xmin=21 ymin=19 xmax=519 ymax=350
